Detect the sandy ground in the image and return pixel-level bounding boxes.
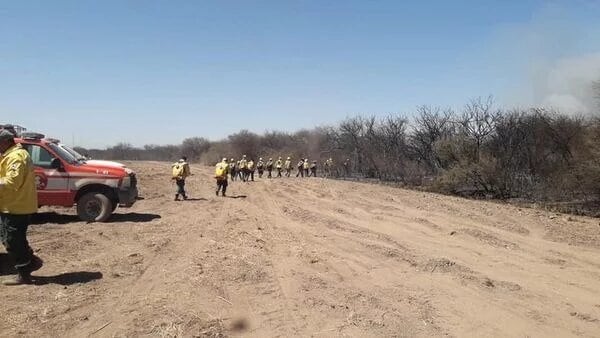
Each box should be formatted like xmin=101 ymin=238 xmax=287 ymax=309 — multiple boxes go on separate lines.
xmin=1 ymin=161 xmax=600 ymax=337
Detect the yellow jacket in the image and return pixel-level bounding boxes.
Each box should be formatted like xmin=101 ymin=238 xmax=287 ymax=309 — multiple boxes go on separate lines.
xmin=171 ymin=160 xmax=191 ymax=179
xmin=0 ymin=144 xmax=38 ymax=215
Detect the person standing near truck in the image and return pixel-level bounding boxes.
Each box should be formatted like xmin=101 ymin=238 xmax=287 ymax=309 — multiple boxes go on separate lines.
xmin=0 ymin=129 xmax=44 ymax=285
xmin=172 ymin=156 xmax=191 ymax=201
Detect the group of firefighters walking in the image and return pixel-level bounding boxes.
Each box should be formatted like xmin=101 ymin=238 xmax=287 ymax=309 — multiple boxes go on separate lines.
xmin=172 ymin=155 xmax=345 ymax=198
xmin=212 ymin=156 xmax=335 ymax=197
xmin=227 ymin=156 xmax=329 ymax=182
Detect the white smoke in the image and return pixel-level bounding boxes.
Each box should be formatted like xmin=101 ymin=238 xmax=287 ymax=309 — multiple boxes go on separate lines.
xmin=491 ymin=2 xmax=600 ymax=114
xmin=538 ymin=53 xmax=600 ymax=114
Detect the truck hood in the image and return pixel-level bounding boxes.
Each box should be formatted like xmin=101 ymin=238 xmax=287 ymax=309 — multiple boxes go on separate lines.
xmin=85 ymin=159 xmax=126 ymax=168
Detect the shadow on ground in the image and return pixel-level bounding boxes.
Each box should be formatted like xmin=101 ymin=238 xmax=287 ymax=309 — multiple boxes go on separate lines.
xmin=33 ymin=271 xmax=103 ymax=285
xmin=1 ymin=254 xmax=103 ymax=284
xmin=227 ymin=195 xmax=248 ymax=199
xmin=31 ymin=212 xmax=161 ymax=225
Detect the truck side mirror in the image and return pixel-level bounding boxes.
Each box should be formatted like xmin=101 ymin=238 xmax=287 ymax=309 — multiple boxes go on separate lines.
xmin=50 ymin=158 xmax=63 ymax=170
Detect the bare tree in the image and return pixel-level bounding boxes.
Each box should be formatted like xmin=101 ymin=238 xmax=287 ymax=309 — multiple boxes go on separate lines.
xmin=458 ymin=96 xmax=500 ymax=162
xmin=410 ymin=106 xmax=455 ymax=173
xmin=181 ymin=137 xmax=210 ymax=161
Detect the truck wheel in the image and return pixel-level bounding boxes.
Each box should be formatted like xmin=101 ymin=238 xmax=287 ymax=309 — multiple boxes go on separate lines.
xmin=77 ymin=192 xmax=112 ymax=222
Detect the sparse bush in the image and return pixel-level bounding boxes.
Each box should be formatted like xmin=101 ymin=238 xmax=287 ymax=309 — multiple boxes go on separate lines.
xmin=77 ymin=97 xmax=600 ymax=215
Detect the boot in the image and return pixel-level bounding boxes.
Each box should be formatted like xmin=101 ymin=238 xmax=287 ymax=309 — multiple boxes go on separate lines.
xmin=3 ymin=272 xmax=32 ymax=286
xmin=27 ymin=255 xmax=44 ymax=273
xmin=174 ymin=194 xmax=180 ymax=201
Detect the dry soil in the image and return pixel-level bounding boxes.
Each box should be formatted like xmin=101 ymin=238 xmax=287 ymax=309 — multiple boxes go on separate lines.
xmin=1 ymin=161 xmax=600 ymax=337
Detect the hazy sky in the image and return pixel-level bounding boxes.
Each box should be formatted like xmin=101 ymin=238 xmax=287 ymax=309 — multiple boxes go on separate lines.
xmin=1 ymin=1 xmax=599 ymax=148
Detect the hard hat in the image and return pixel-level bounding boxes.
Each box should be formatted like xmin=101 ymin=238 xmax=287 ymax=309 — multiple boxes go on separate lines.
xmin=269 ymin=157 xmax=272 ymax=160
xmin=243 ymin=154 xmax=247 ymax=158
xmin=222 ymin=158 xmax=227 ymax=162
xmin=287 ymin=157 xmax=291 ymax=159
xmin=230 ymin=158 xmax=234 ymax=161
xmin=259 ymin=157 xmax=263 ymax=160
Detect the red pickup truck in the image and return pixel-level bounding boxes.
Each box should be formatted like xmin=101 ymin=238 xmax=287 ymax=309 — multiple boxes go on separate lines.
xmin=14 ymin=132 xmax=138 ymax=222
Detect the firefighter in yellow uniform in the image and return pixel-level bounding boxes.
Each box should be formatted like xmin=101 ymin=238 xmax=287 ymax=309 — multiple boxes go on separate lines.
xmin=172 ymin=156 xmax=191 ymax=200
xmin=0 ymin=129 xmax=44 ymax=285
xmin=284 ymin=157 xmax=292 ymax=177
xmin=257 ymin=158 xmax=265 ymax=178
xmin=266 ymin=158 xmax=274 ymax=178
xmin=303 ymin=158 xmax=310 ymax=177
xmin=324 ymin=158 xmax=333 ymax=177
xmin=296 ymin=159 xmax=305 ymax=177
xmin=247 ymin=159 xmax=255 ymax=181
xmin=275 ymin=157 xmax=283 ymax=177
xmin=239 ymin=155 xmax=249 ymax=182
xmin=215 ymin=158 xmax=230 ymax=197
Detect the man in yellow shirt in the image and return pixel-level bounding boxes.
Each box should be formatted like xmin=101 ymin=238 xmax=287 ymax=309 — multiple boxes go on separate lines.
xmin=172 ymin=156 xmax=191 ymax=201
xmin=215 ymin=158 xmax=230 ymax=197
xmin=247 ymin=159 xmax=255 ymax=182
xmin=284 ymin=157 xmax=292 ymax=177
xmin=0 ymin=129 xmax=43 ymax=285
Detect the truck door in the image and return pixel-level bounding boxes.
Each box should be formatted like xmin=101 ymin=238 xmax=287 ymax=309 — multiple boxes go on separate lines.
xmin=23 ymin=144 xmax=70 ymax=206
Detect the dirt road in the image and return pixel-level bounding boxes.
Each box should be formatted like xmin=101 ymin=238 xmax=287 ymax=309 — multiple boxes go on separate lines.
xmin=2 ymin=161 xmax=600 ymax=337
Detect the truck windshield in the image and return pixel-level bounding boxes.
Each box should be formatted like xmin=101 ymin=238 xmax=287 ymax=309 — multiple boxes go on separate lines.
xmin=48 ymin=143 xmax=79 ymax=165
xmin=60 ymin=144 xmax=86 ymax=161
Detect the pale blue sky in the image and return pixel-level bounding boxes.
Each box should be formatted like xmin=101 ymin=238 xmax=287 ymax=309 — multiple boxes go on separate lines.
xmin=1 ymin=1 xmax=599 ymax=148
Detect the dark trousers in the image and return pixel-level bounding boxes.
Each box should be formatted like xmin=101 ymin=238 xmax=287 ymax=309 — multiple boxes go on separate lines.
xmin=285 ymin=168 xmax=291 ymax=177
xmin=304 ymin=169 xmax=309 ymax=177
xmin=258 ymin=169 xmax=264 ymax=178
xmin=267 ymin=169 xmax=273 ymax=178
xmin=0 ymin=214 xmax=34 ymax=271
xmin=310 ymin=168 xmax=317 ymax=177
xmin=296 ymin=168 xmax=303 ymax=177
xmin=249 ymin=170 xmax=255 ymax=181
xmin=276 ymin=168 xmax=282 ymax=177
xmin=230 ymin=169 xmax=237 ymax=181
xmin=216 ymin=179 xmax=228 ymax=196
xmin=175 ymin=179 xmax=186 ymax=198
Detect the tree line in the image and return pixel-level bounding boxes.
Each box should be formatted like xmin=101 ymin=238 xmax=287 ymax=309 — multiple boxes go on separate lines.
xmin=77 ymin=97 xmax=600 ymax=215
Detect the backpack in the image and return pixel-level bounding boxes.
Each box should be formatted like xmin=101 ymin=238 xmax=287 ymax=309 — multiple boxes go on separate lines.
xmin=172 ymin=163 xmax=185 ymax=178
xmin=215 ymin=163 xmax=227 ymax=179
